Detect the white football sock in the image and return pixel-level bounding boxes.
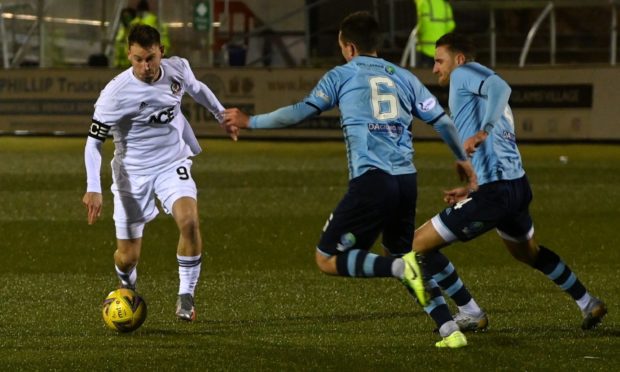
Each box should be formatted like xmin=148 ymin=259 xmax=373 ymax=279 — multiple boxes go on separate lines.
xmin=391 ymin=258 xmax=405 ymax=279
xmin=458 ymin=298 xmax=482 ymax=316
xmin=178 ymin=254 xmax=201 ymax=296
xmin=439 ymin=320 xmax=460 ymax=337
xmin=115 ymin=264 xmax=137 ymax=288
xmin=576 ymin=292 xmax=593 ymax=311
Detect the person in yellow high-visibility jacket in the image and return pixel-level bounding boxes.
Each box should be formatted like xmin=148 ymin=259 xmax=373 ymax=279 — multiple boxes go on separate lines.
xmin=415 ymin=0 xmax=455 ymax=67
xmin=113 ymin=7 xmax=136 ymax=68
xmin=131 ymin=0 xmax=171 ymax=54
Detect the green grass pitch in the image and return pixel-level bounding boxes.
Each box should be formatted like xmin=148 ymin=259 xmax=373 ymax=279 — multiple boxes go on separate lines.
xmin=0 ymin=137 xmax=618 ymax=370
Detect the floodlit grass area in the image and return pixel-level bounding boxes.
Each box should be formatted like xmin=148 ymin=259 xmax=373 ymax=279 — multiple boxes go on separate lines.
xmin=0 ymin=137 xmax=618 ymax=370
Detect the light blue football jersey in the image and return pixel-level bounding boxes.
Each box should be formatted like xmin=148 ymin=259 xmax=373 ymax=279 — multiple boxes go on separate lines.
xmin=449 ymin=62 xmax=525 ymax=185
xmin=304 ymin=56 xmax=446 ymax=179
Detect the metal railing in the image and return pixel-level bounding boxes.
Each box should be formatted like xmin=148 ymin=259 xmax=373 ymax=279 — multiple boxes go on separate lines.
xmin=0 ymin=2 xmax=34 ymax=68
xmin=401 ymin=0 xmax=620 ymax=68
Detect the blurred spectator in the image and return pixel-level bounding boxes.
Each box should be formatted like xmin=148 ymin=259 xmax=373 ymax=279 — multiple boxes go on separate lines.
xmin=131 ymin=0 xmax=171 ymax=54
xmin=114 ymin=7 xmax=137 ymax=68
xmin=414 ymin=0 xmax=455 ymax=67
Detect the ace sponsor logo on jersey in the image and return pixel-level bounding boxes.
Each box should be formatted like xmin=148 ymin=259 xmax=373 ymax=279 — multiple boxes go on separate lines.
xmin=170 ymin=79 xmax=182 ymax=96
xmin=149 ymin=106 xmax=175 ymax=124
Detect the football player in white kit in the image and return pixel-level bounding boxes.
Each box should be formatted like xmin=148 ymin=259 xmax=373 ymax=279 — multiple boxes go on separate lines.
xmin=82 ymin=24 xmax=237 ymax=321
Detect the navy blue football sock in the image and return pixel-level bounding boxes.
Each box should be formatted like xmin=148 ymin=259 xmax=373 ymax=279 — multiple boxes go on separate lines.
xmin=335 ymin=249 xmax=394 ymax=277
xmin=423 ymin=250 xmax=473 ymax=307
xmin=533 ymin=245 xmax=587 ymax=300
xmin=424 ymin=279 xmax=456 ymax=332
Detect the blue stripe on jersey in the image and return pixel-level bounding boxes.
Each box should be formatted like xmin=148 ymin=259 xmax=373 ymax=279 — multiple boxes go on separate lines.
xmin=426 ymin=112 xmax=445 ymax=125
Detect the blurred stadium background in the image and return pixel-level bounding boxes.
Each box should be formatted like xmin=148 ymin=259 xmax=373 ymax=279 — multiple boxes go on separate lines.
xmin=0 ymin=1 xmax=619 ymax=370
xmin=0 ymin=0 xmax=620 ymax=140
xmin=1 ymin=0 xmax=618 ymax=68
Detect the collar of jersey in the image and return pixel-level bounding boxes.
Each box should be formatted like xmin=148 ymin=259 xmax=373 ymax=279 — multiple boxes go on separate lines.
xmin=130 ymin=66 xmax=165 ymax=85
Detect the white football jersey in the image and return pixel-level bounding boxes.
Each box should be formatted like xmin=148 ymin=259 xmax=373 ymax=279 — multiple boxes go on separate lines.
xmin=90 ymin=57 xmax=224 ymax=175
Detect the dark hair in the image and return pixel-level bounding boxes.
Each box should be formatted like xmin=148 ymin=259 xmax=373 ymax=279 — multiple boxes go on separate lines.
xmin=436 ymin=32 xmax=476 ymax=62
xmin=127 ymin=24 xmax=161 ymax=48
xmin=339 ymin=11 xmax=382 ymax=53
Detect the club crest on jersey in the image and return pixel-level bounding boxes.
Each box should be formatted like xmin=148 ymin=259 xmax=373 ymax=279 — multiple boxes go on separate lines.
xmin=336 ymin=232 xmax=356 ymax=252
xmin=170 ymin=80 xmax=181 ymax=96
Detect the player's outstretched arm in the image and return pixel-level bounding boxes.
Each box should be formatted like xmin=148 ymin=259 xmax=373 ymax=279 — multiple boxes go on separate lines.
xmin=224 ymin=103 xmax=319 ymax=133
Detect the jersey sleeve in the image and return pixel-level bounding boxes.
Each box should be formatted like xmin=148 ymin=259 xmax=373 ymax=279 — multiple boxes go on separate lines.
xmin=249 ymin=69 xmax=337 ymax=129
xmin=432 ymin=114 xmax=467 ymax=161
xmin=84 ymin=136 xmax=103 ymax=192
xmin=90 ymin=90 xmax=119 ymax=142
xmin=479 ymin=74 xmax=511 ymax=133
xmin=408 ymin=74 xmax=446 ymax=125
xmin=249 ymin=102 xmax=319 ymax=129
xmin=180 ymin=58 xmax=225 ymax=123
xmin=302 ymin=69 xmax=340 ymax=113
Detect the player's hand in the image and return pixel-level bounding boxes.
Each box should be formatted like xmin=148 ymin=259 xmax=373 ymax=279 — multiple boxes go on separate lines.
xmin=464 ymin=130 xmax=488 ymax=156
xmin=82 ymin=192 xmax=102 ymax=225
xmin=455 ymin=159 xmax=478 ymax=193
xmin=222 ymin=123 xmax=239 ymax=141
xmin=223 ymin=108 xmax=250 ymax=132
xmin=443 ymin=186 xmax=471 ymax=205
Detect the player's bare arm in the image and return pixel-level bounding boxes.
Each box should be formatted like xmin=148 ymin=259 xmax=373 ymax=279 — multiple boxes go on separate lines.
xmin=82 ymin=191 xmax=102 ymax=225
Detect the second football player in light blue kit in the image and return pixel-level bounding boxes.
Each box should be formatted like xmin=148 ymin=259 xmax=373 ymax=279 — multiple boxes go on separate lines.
xmin=411 ymin=32 xmax=607 ymax=344
xmin=224 ymin=11 xmax=477 ymax=348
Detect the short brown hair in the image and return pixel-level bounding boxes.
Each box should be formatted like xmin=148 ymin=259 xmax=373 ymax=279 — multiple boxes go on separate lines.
xmin=127 ymin=24 xmax=161 ymax=48
xmin=339 ymin=11 xmax=382 ymax=54
xmin=436 ymin=32 xmax=476 ymax=62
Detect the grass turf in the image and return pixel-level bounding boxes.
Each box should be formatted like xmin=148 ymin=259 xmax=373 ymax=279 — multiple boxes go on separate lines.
xmin=0 ymin=137 xmax=618 ymax=370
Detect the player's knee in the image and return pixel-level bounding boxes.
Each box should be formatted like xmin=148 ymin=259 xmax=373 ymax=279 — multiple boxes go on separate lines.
xmin=176 ymin=214 xmax=199 ymax=237
xmin=315 ymin=252 xmax=337 ymax=275
xmin=505 ymin=239 xmax=539 ymax=266
xmin=315 ymin=254 xmax=329 ymax=273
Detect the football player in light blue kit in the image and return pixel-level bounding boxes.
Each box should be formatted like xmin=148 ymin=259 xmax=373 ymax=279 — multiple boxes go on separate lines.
xmin=410 ymin=32 xmax=607 ymax=341
xmin=224 ymin=11 xmax=478 ymax=347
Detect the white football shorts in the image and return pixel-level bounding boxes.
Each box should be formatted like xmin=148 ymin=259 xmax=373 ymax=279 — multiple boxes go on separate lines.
xmin=111 ymin=158 xmax=197 ymax=239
